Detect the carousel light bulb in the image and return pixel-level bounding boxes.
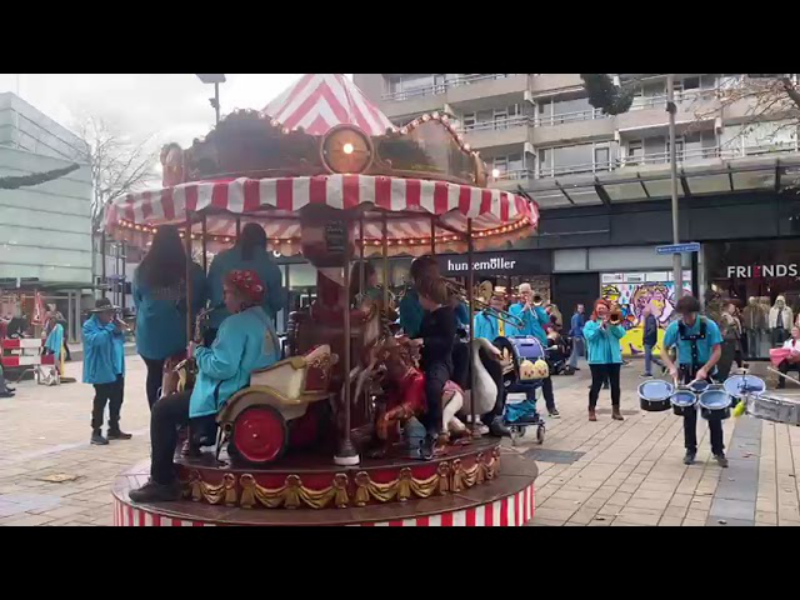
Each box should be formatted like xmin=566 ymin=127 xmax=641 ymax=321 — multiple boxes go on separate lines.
xmin=492 ymin=168 xmax=500 ymax=179
xmin=342 ymin=143 xmax=355 ymax=155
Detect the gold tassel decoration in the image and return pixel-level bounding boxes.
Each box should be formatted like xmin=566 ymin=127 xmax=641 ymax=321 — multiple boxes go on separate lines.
xmin=355 ymin=471 xmax=371 ymax=506
xmin=283 ymin=475 xmax=302 ymax=509
xmin=451 ymin=459 xmax=464 ymax=492
xmin=239 ymin=474 xmax=257 ymax=509
xmin=333 ymin=474 xmax=350 ymax=509
xmin=475 ymin=453 xmax=486 ymax=485
xmin=223 ymin=473 xmax=238 ymax=506
xmin=437 ymin=462 xmax=450 ymax=495
xmin=397 ymin=468 xmax=413 ymax=502
xmin=190 ymin=470 xmax=204 ymax=502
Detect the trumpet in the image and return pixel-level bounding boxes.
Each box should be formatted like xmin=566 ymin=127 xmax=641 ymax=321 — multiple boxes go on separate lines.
xmin=608 ymin=310 xmax=623 ymax=326
xmin=194 ymin=303 xmax=224 ymax=344
xmin=477 ymin=301 xmax=524 ymax=329
xmin=532 ymin=294 xmax=545 ymax=307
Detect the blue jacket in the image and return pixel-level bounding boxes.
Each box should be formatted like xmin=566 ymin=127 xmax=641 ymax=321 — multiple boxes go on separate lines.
xmin=82 ymin=315 xmax=125 ymax=384
xmin=508 ymin=304 xmax=549 ymax=345
xmin=663 ymin=317 xmax=722 ymax=366
xmin=207 ymin=246 xmax=285 ymax=329
xmin=399 ymin=289 xmax=424 ymax=338
xmin=570 ymin=312 xmax=585 ymax=338
xmin=583 ymin=319 xmax=625 ymax=364
xmin=44 ymin=323 xmax=64 ymax=361
xmin=474 ymin=311 xmax=500 ymax=341
xmin=133 ymin=263 xmax=208 ymax=361
xmin=189 ymin=306 xmax=280 ymax=419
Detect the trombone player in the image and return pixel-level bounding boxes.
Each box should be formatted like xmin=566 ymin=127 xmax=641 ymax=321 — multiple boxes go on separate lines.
xmin=508 ymin=283 xmax=560 ymax=418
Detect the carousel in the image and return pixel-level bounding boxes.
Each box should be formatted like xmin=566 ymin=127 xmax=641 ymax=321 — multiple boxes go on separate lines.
xmin=107 ymin=74 xmax=541 ymax=527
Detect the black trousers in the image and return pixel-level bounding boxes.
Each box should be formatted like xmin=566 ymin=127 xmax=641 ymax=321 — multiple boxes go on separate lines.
xmin=142 ymin=356 xmax=166 ymax=410
xmin=778 ymin=360 xmax=800 ymax=389
xmin=63 ymin=340 xmax=72 ymax=361
xmin=541 ymin=376 xmax=556 ymax=412
xmin=423 ymin=362 xmax=451 ymax=436
xmin=452 ymin=342 xmax=469 ymax=390
xmin=589 ymin=363 xmax=621 ymax=408
xmin=150 ymin=391 xmax=191 ymax=484
xmin=92 ymin=374 xmax=124 ymax=432
xmin=679 ymin=366 xmax=724 ymax=456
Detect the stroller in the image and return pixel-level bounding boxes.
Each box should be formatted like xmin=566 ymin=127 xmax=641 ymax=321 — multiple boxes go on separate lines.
xmin=494 ymin=336 xmax=548 ymax=445
xmin=545 ymin=330 xmax=572 ymax=376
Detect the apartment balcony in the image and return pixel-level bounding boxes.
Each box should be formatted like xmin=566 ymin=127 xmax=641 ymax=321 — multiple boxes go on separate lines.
xmin=616 ymin=89 xmax=719 ymax=135
xmin=529 ymin=74 xmax=584 ymax=97
xmin=532 ymin=108 xmax=615 ymax=145
xmin=461 ymin=115 xmax=532 ymax=150
xmin=490 ymin=169 xmax=537 ymax=192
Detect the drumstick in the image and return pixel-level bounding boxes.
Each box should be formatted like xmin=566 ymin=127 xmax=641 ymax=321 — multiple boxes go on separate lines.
xmin=768 ymin=367 xmax=800 ymax=387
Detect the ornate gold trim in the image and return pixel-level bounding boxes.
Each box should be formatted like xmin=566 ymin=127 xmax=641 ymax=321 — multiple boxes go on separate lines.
xmin=180 ymin=451 xmax=501 ymax=510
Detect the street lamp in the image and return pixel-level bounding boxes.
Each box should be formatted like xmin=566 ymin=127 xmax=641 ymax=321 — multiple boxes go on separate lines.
xmin=666 ymin=74 xmax=683 ymax=298
xmin=196 ymin=74 xmax=226 ymax=125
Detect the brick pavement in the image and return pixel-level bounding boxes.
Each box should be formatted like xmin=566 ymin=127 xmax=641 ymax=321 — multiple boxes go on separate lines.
xmin=0 ymin=356 xmax=797 ymax=526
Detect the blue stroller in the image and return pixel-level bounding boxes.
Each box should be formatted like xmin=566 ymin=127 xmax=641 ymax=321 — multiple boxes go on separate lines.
xmin=494 ymin=336 xmax=547 ymax=445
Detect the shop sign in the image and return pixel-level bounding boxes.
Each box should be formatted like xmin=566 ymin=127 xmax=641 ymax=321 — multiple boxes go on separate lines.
xmin=726 ymin=264 xmax=800 ymax=278
xmin=438 ymin=250 xmax=551 ymax=276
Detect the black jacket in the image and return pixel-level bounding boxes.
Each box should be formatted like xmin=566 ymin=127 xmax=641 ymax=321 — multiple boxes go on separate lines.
xmin=419 ymin=306 xmax=456 ymax=369
xmin=644 ymin=314 xmax=658 ymax=346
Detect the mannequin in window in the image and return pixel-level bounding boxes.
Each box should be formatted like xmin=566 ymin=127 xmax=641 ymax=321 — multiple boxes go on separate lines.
xmin=742 ymin=296 xmax=765 ymax=360
xmin=759 ymin=297 xmax=772 ymax=357
xmin=769 ymin=295 xmax=793 ymax=348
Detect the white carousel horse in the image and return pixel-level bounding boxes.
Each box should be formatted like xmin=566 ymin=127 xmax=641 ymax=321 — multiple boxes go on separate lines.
xmin=456 ymin=337 xmax=502 ymax=428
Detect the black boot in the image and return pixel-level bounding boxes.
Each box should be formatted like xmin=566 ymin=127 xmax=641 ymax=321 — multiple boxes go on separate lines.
xmin=0 ymin=368 xmax=14 ymax=397
xmin=714 ymin=453 xmax=729 ymax=468
xmin=107 ymin=426 xmax=132 ymax=440
xmin=683 ymin=451 xmax=696 ymax=465
xmin=128 ymin=479 xmax=182 ymax=503
xmin=489 ymin=416 xmax=511 ymax=437
xmin=91 ymin=430 xmax=109 ymax=446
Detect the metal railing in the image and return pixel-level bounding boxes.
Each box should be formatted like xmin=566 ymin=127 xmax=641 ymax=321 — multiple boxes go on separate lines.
xmin=461 ymin=115 xmax=530 ymax=133
xmin=539 ymin=162 xmax=613 ymax=178
xmin=382 ymin=74 xmax=522 ymax=101
xmin=628 ymin=88 xmax=717 ymax=111
xmin=534 ymin=107 xmax=606 ymax=127
xmin=491 ymin=169 xmax=536 ymax=182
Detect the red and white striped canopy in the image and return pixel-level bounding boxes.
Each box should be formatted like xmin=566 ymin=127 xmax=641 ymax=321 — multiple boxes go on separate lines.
xmin=106 ymin=174 xmax=538 ymax=257
xmin=263 ymin=74 xmax=394 ymax=136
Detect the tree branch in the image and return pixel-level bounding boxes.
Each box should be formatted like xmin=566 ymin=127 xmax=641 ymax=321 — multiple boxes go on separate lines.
xmin=0 ymin=164 xmax=80 ymax=190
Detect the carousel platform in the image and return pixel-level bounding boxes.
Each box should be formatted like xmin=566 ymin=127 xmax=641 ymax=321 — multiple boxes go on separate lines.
xmin=112 ymin=438 xmax=538 ymax=526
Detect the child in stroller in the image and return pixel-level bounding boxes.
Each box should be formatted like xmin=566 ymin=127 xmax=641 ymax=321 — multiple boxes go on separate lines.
xmin=545 ymin=328 xmax=573 ymax=375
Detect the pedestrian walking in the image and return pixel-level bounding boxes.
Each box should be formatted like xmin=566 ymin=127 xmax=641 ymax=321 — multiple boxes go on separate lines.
xmin=641 ymin=305 xmax=664 ymax=377
xmin=568 ymin=303 xmax=585 ymax=372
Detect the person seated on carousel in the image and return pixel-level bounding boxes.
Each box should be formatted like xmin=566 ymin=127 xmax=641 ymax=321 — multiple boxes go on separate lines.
xmin=777 ymin=326 xmax=800 ymax=389
xmin=398 ymin=276 xmax=456 ymax=453
xmin=129 ymin=270 xmax=280 ymax=503
xmin=472 ymin=290 xmax=512 ymax=437
xmin=205 ymin=222 xmax=285 ymax=346
xmin=508 ymin=283 xmax=560 ymax=418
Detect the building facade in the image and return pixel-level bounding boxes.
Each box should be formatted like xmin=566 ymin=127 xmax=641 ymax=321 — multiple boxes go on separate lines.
xmin=0 ymin=92 xmax=93 ymax=341
xmin=347 ymin=75 xmax=800 ymax=356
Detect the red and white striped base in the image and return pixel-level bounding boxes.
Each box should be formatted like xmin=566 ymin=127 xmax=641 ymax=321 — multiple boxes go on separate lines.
xmin=113 ymin=483 xmax=535 ymax=527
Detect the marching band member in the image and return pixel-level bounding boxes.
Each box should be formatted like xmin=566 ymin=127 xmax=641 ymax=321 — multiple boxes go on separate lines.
xmin=133 ymin=225 xmax=208 ymax=410
xmin=206 ymin=223 xmax=285 ymax=344
xmin=584 ymin=299 xmax=625 ymax=422
xmin=508 ymin=283 xmax=559 ymax=417
xmin=129 ymin=270 xmax=280 ymax=503
xmin=659 ymin=295 xmax=726 ymax=467
xmin=83 ymin=298 xmax=131 ymax=445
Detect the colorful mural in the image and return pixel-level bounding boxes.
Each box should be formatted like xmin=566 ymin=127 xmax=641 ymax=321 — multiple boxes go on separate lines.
xmin=601 ymin=281 xmax=692 ymax=357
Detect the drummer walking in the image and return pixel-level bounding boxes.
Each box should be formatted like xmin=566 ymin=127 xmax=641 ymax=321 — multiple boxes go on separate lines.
xmin=660 ymin=296 xmax=726 ymax=467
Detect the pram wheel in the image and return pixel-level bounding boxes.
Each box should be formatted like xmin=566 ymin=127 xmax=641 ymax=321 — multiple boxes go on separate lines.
xmin=536 ymin=423 xmax=546 ymax=445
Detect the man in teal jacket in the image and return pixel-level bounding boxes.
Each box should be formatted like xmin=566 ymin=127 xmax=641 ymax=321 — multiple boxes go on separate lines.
xmin=508 ymin=283 xmax=560 ymax=417
xmin=129 ymin=270 xmax=280 ymax=503
xmin=206 ymin=223 xmax=284 ymax=343
xmin=83 ymin=298 xmax=131 ymax=445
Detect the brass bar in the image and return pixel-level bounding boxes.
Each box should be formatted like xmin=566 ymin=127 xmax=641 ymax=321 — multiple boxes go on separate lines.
xmin=467 ymin=218 xmax=475 ymax=432
xmin=185 ymin=213 xmax=193 ymax=346
xmin=201 ymin=214 xmax=208 ymax=274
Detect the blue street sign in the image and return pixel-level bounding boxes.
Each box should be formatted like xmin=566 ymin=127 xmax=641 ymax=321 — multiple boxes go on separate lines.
xmin=656 ymin=242 xmax=701 ymax=255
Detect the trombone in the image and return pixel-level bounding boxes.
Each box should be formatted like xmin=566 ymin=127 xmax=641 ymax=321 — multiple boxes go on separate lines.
xmin=440 ymin=277 xmax=524 ymax=329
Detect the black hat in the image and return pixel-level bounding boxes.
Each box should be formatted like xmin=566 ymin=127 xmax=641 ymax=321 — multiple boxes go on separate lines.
xmin=90 ymin=298 xmax=118 ymax=313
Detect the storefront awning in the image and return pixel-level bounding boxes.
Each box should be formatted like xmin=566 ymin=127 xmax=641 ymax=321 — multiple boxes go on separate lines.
xmin=525 ymin=154 xmax=800 ymax=209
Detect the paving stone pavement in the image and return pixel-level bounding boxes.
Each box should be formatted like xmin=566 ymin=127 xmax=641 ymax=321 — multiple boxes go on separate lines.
xmin=0 ymin=356 xmax=798 ymax=526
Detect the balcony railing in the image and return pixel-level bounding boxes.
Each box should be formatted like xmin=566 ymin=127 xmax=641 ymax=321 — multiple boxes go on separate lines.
xmin=491 ymin=169 xmax=536 ymax=182
xmin=382 ymin=74 xmax=522 ymax=102
xmin=534 ymin=107 xmax=606 ymax=127
xmin=539 ymin=162 xmax=613 ymax=178
xmin=628 ymin=88 xmax=718 ymax=111
xmin=461 ymin=115 xmax=530 ymax=133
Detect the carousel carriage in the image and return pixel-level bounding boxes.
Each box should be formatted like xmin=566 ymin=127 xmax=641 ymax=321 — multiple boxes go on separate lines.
xmin=106 ymin=74 xmax=540 ymax=526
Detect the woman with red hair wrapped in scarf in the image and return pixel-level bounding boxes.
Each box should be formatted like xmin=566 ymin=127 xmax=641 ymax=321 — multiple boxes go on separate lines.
xmin=129 ymin=269 xmax=280 ymax=503
xmin=584 ymin=299 xmax=626 ymax=422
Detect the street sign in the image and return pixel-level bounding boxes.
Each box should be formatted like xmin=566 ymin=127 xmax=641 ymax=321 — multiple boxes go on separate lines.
xmin=656 ymin=242 xmax=701 ymax=255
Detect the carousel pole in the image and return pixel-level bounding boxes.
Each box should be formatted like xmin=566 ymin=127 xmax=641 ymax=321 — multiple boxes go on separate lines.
xmin=359 ymin=216 xmax=366 ymax=297
xmin=185 ymin=213 xmax=193 ymax=346
xmin=201 ymin=214 xmax=208 ymax=274
xmin=382 ymin=215 xmax=389 ymax=312
xmin=467 ymin=219 xmax=476 ymax=432
xmin=430 ymin=216 xmax=436 ymax=256
xmin=235 ymin=218 xmax=241 ymax=242
xmin=335 ymin=220 xmax=359 ymax=466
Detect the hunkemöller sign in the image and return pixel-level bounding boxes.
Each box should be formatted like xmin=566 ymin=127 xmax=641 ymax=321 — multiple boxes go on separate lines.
xmin=438 ymin=250 xmax=551 ymax=276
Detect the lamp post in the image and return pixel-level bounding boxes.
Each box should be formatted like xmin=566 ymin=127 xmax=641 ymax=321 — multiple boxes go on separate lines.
xmin=666 ymin=74 xmax=683 ymax=298
xmin=196 ymin=74 xmax=226 ymax=125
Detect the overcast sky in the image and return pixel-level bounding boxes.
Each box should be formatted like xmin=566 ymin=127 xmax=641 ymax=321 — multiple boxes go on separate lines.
xmin=0 ymin=74 xmax=315 ymax=147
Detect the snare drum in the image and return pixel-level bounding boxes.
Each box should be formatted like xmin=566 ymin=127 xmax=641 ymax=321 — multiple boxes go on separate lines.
xmin=698 ymin=385 xmax=732 ymax=421
xmin=723 ymin=374 xmax=766 ymax=400
xmin=638 ymin=380 xmax=674 ymax=412
xmin=670 ymin=388 xmax=697 ymax=416
xmin=744 ymin=393 xmax=800 ymax=426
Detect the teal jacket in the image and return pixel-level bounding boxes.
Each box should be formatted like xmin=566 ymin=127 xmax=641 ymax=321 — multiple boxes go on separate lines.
xmin=189 ymin=306 xmax=280 ymax=419
xmin=663 ymin=317 xmax=722 ymax=366
xmin=583 ymin=319 xmax=625 ymax=364
xmin=508 ymin=304 xmax=549 ymax=344
xmin=82 ymin=315 xmax=125 ymax=384
xmin=133 ymin=263 xmax=208 ymax=361
xmin=44 ymin=323 xmax=64 ymax=361
xmin=474 ymin=311 xmax=501 ymax=341
xmin=207 ymin=246 xmax=285 ymax=330
xmin=400 ymin=288 xmax=469 ymax=337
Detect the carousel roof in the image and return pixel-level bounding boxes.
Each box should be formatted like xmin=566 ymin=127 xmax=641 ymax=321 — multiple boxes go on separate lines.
xmin=262 ymin=74 xmax=394 ymax=136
